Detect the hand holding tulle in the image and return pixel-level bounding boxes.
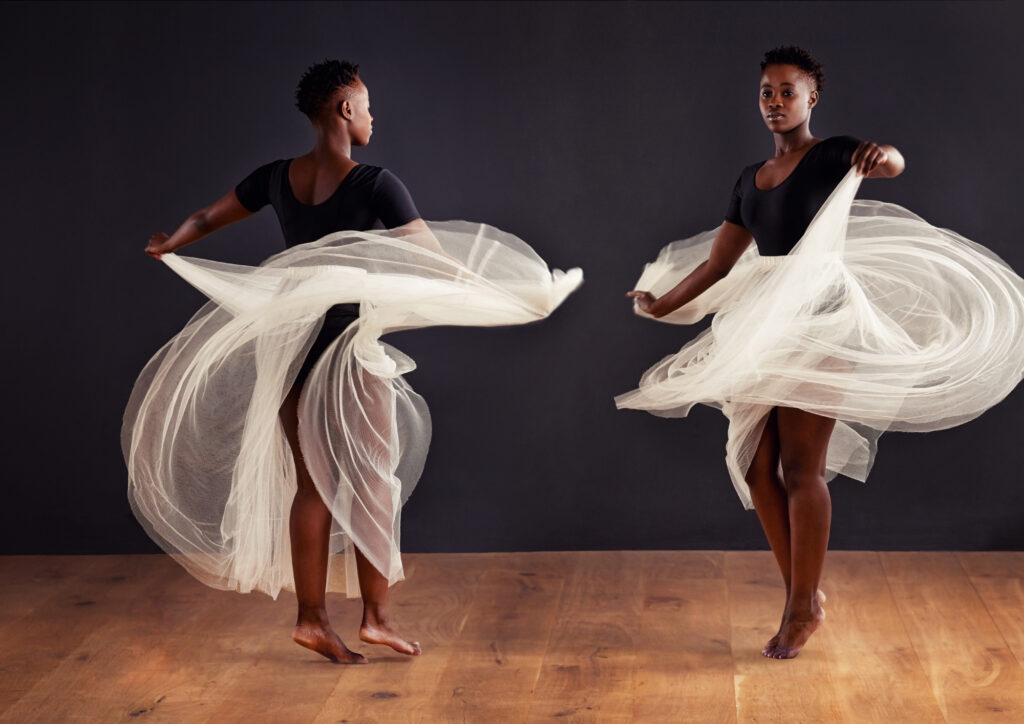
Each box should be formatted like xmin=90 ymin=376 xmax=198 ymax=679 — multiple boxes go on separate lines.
xmin=851 ymin=141 xmax=889 ymax=176
xmin=627 ymin=290 xmax=657 ymax=314
xmin=146 ymin=232 xmax=175 ymax=259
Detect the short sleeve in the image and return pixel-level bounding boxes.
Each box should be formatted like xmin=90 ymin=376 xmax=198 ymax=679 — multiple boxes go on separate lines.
xmin=724 ymin=172 xmax=746 ymax=227
xmin=826 ymin=136 xmax=862 ymax=168
xmin=372 ymin=169 xmax=420 ymax=228
xmin=234 ymin=161 xmax=278 ymax=212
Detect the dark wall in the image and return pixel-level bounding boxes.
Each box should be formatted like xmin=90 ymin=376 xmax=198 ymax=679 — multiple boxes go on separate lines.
xmin=4 ymin=1 xmax=1022 ymax=554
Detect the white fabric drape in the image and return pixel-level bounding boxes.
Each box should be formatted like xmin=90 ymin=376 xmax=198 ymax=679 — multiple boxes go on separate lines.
xmin=123 ymin=222 xmax=582 ymax=598
xmin=616 ymin=170 xmax=1024 ymax=507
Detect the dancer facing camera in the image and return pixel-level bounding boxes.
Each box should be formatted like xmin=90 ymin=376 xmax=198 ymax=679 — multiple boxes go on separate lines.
xmin=618 ymin=47 xmax=1024 ymax=659
xmin=126 ymin=60 xmax=580 ymax=665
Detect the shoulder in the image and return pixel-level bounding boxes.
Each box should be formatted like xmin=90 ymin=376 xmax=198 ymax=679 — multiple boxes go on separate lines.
xmin=347 ymin=164 xmax=410 ymax=193
xmin=240 ymin=158 xmax=290 ymax=187
xmin=250 ymin=158 xmax=290 ymax=175
xmin=731 ymin=162 xmax=761 ymax=190
xmin=367 ymin=167 xmax=420 ymax=225
xmin=820 ymin=135 xmax=861 ymax=163
xmin=370 ymin=166 xmax=404 ymax=187
xmin=369 ymin=166 xmax=413 ymax=194
xmin=235 ymin=159 xmax=288 ymax=211
xmin=823 ymin=135 xmax=861 ymax=149
xmin=343 ymin=164 xmax=411 ymax=197
xmin=348 ymin=163 xmax=384 ymax=182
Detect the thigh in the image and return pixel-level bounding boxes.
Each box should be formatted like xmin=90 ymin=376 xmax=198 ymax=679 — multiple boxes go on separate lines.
xmin=776 ymin=407 xmax=836 ymax=476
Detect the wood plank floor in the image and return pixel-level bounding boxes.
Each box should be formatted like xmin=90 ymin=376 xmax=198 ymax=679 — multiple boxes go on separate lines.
xmin=2 ymin=551 xmax=1023 ymax=723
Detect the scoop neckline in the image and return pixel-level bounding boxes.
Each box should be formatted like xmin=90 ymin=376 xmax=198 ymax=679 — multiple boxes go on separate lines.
xmin=284 ymin=159 xmax=361 ymax=208
xmin=752 ymin=139 xmax=824 ymax=192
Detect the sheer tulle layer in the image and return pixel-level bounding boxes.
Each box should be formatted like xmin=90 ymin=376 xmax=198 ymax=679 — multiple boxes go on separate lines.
xmin=615 ymin=170 xmax=1024 ymax=508
xmin=123 ymin=222 xmax=582 ymax=598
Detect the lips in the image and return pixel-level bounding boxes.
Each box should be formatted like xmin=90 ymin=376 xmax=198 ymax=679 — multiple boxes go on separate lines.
xmin=766 ymin=113 xmax=785 ymax=121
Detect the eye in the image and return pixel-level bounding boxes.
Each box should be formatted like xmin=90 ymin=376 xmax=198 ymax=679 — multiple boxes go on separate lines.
xmin=761 ymin=90 xmax=772 ymax=98
xmin=782 ymin=90 xmax=794 ymax=97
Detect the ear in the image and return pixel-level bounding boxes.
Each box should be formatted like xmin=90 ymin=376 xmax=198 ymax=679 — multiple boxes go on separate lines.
xmin=337 ymin=99 xmax=354 ymax=121
xmin=808 ymin=89 xmax=819 ymax=109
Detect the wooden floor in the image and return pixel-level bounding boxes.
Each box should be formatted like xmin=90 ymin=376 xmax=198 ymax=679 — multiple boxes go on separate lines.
xmin=2 ymin=552 xmax=1023 ymax=723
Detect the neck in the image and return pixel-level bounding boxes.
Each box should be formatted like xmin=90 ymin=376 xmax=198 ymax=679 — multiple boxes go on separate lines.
xmin=772 ymin=120 xmax=815 ymax=156
xmin=310 ymin=124 xmax=352 ymax=160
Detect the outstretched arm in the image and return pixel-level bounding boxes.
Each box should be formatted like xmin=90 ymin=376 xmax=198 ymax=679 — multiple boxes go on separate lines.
xmin=852 ymin=141 xmax=905 ymax=179
xmin=145 ymin=190 xmax=254 ymax=259
xmin=627 ymin=221 xmax=754 ymax=318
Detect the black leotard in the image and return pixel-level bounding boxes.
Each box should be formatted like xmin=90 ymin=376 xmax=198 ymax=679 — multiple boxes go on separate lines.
xmin=235 ymin=160 xmax=421 ymax=385
xmin=235 ymin=160 xmax=420 ymax=247
xmin=724 ymin=136 xmax=860 ymax=256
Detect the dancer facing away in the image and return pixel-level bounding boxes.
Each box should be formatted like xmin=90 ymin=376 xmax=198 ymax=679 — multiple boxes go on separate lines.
xmin=144 ymin=60 xmax=425 ymax=664
xmin=625 ymin=47 xmax=904 ymax=659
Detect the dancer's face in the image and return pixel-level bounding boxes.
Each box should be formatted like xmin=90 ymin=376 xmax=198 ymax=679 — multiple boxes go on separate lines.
xmin=343 ymin=81 xmax=374 ymax=147
xmin=759 ymin=64 xmax=818 ymax=133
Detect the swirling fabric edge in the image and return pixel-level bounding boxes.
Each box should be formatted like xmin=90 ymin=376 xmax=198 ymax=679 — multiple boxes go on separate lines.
xmin=123 ymin=222 xmax=583 ymax=598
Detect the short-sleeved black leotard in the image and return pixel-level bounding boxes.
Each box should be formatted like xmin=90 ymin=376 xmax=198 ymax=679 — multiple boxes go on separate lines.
xmin=235 ymin=160 xmax=421 ymax=385
xmin=724 ymin=136 xmax=860 ymax=256
xmin=235 ymin=160 xmax=420 ymax=247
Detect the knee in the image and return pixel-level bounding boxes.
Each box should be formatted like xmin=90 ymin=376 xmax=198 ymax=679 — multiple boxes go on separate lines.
xmin=744 ymin=463 xmax=778 ymax=489
xmin=781 ymin=465 xmax=826 ymax=492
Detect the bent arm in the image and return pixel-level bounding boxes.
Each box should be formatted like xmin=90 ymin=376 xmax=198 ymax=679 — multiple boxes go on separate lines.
xmin=632 ymin=221 xmax=753 ymax=318
xmin=146 ymin=190 xmax=254 ymax=258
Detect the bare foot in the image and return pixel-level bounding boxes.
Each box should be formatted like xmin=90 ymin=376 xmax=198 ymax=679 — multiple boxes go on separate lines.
xmin=360 ymin=621 xmax=422 ymax=656
xmin=293 ymin=624 xmax=368 ymax=664
xmin=763 ymin=590 xmax=826 ymax=656
xmin=763 ymin=593 xmax=826 ymax=660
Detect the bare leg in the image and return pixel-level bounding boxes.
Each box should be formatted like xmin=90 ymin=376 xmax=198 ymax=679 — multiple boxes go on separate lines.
xmin=280 ymin=385 xmax=366 ymax=664
xmin=356 ymin=548 xmax=421 ymax=655
xmin=744 ymin=409 xmax=827 ymax=653
xmin=346 ymin=371 xmax=420 ymax=656
xmin=744 ymin=409 xmax=791 ymax=651
xmin=765 ymin=406 xmax=835 ymax=660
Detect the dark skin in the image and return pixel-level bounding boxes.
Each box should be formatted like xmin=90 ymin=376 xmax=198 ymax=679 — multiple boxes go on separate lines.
xmin=148 ymin=78 xmax=428 ymax=663
xmin=628 ymin=63 xmax=904 ymax=659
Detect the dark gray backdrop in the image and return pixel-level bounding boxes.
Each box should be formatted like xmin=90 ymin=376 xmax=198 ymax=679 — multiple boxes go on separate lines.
xmin=4 ymin=1 xmax=1022 ymax=554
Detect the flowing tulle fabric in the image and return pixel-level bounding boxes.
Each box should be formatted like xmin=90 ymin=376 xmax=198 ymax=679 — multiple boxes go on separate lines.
xmin=615 ymin=170 xmax=1024 ymax=508
xmin=123 ymin=222 xmax=582 ymax=598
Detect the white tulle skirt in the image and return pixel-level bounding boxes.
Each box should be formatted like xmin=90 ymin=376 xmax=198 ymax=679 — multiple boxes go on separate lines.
xmin=123 ymin=222 xmax=582 ymax=598
xmin=615 ymin=170 xmax=1024 ymax=508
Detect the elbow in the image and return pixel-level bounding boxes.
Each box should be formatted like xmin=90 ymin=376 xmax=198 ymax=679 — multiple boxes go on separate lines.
xmin=705 ymin=262 xmax=731 ymax=281
xmin=190 ymin=209 xmax=213 ymax=234
xmin=886 ymin=157 xmax=906 ymax=179
xmin=884 ymin=145 xmax=906 ymax=178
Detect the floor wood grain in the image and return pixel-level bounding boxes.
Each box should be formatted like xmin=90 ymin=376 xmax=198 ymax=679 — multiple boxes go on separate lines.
xmin=2 ymin=551 xmax=1022 ymax=722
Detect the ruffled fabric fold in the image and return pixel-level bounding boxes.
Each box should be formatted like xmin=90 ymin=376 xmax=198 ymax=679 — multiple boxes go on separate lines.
xmin=616 ymin=170 xmax=1024 ymax=508
xmin=123 ymin=222 xmax=582 ymax=598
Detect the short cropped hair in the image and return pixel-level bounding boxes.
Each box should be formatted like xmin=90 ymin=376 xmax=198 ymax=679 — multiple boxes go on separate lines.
xmin=295 ymin=59 xmax=361 ymax=117
xmin=761 ymin=46 xmax=824 ymax=92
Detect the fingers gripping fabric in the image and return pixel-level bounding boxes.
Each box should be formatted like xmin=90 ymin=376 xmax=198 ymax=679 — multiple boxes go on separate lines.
xmin=616 ymin=170 xmax=1024 ymax=508
xmin=123 ymin=222 xmax=582 ymax=598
